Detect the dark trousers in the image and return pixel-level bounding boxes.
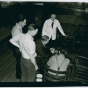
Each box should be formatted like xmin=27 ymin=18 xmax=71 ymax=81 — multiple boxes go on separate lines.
xmin=12 ymin=45 xmax=21 ymax=79
xmin=20 ymin=56 xmax=36 ymax=82
xmin=36 ymin=55 xmax=50 ymax=75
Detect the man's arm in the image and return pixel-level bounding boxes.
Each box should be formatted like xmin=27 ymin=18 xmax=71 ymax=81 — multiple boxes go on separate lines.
xmin=9 ymin=39 xmax=19 ymax=48
xmin=28 ymin=42 xmax=38 ymax=71
xmin=30 ymin=54 xmax=38 ymax=71
xmin=57 ymin=20 xmax=66 ymax=36
xmin=9 ymin=35 xmax=21 ymax=48
xmin=42 ymin=21 xmax=47 ymax=36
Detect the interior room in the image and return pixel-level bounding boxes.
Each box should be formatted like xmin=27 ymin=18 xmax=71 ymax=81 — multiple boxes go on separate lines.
xmin=0 ymin=1 xmax=88 ymax=85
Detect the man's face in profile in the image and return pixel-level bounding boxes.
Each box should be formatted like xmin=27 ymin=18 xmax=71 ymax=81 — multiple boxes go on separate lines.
xmin=51 ymin=14 xmax=56 ymax=21
xmin=32 ymin=29 xmax=38 ymax=37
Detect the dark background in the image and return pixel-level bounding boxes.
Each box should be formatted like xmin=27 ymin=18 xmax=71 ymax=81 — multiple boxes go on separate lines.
xmin=0 ymin=2 xmax=88 ymax=56
xmin=0 ymin=2 xmax=88 ymax=84
xmin=0 ymin=2 xmax=88 ymax=40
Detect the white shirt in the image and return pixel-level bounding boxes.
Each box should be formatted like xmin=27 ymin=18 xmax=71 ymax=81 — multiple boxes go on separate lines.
xmin=42 ymin=18 xmax=66 ymax=40
xmin=11 ymin=23 xmax=22 ymax=37
xmin=9 ymin=33 xmax=36 ymax=59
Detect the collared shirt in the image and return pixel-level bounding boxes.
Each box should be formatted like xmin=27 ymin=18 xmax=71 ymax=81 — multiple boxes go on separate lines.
xmin=11 ymin=23 xmax=22 ymax=37
xmin=42 ymin=18 xmax=65 ymax=40
xmin=10 ymin=33 xmax=36 ymax=59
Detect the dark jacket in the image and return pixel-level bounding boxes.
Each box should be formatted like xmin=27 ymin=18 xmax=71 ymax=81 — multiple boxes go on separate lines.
xmin=35 ymin=39 xmax=51 ymax=58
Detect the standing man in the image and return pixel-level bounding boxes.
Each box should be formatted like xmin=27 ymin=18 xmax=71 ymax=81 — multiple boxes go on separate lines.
xmin=42 ymin=11 xmax=66 ymax=47
xmin=9 ymin=24 xmax=38 ymax=82
xmin=11 ymin=14 xmax=26 ymax=79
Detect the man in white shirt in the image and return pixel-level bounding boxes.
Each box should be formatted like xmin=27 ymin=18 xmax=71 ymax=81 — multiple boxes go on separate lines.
xmin=10 ymin=24 xmax=38 ymax=82
xmin=42 ymin=11 xmax=66 ymax=47
xmin=11 ymin=14 xmax=26 ymax=37
xmin=11 ymin=14 xmax=26 ymax=79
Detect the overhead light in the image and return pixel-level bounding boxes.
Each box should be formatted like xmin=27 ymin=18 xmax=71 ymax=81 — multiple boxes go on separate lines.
xmin=9 ymin=2 xmax=17 ymax=5
xmin=33 ymin=3 xmax=44 ymax=5
xmin=85 ymin=8 xmax=88 ymax=13
xmin=1 ymin=2 xmax=10 ymax=8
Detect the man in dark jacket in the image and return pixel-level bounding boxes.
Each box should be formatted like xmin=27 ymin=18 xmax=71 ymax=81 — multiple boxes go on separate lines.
xmin=35 ymin=35 xmax=52 ymax=72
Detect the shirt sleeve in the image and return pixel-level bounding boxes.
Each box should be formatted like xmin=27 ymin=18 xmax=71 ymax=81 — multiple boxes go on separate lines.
xmin=28 ymin=41 xmax=36 ymax=55
xmin=42 ymin=20 xmax=47 ymax=36
xmin=13 ymin=34 xmax=22 ymax=42
xmin=9 ymin=34 xmax=22 ymax=48
xmin=57 ymin=20 xmax=66 ymax=36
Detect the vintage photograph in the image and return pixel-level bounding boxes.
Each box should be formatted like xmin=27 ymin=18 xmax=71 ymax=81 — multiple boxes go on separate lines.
xmin=0 ymin=1 xmax=88 ymax=86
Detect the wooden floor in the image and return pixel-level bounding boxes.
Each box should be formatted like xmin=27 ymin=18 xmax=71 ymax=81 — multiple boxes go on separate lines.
xmin=0 ymin=35 xmax=88 ymax=84
xmin=0 ymin=36 xmax=20 ymax=82
xmin=0 ymin=37 xmax=80 ymax=83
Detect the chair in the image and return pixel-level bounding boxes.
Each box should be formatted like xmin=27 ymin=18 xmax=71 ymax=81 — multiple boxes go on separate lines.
xmin=44 ymin=65 xmax=70 ymax=82
xmin=65 ymin=49 xmax=77 ymax=80
xmin=68 ymin=63 xmax=76 ymax=80
xmin=72 ymin=55 xmax=88 ymax=84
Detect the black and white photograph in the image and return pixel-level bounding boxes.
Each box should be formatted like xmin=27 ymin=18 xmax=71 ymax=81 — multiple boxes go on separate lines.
xmin=0 ymin=0 xmax=88 ymax=86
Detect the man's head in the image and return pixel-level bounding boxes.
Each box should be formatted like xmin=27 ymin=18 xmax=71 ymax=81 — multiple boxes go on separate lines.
xmin=50 ymin=14 xmax=56 ymax=21
xmin=41 ymin=35 xmax=49 ymax=45
xmin=50 ymin=10 xmax=56 ymax=21
xmin=57 ymin=47 xmax=67 ymax=55
xmin=51 ymin=47 xmax=64 ymax=55
xmin=17 ymin=14 xmax=26 ymax=27
xmin=27 ymin=24 xmax=38 ymax=37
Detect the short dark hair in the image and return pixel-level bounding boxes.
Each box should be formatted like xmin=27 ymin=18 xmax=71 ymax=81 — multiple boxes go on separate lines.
xmin=17 ymin=14 xmax=26 ymax=22
xmin=55 ymin=47 xmax=66 ymax=54
xmin=41 ymin=35 xmax=49 ymax=41
xmin=49 ymin=9 xmax=56 ymax=16
xmin=28 ymin=24 xmax=38 ymax=31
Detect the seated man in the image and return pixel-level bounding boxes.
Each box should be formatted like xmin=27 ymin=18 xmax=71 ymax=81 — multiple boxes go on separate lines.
xmin=47 ymin=48 xmax=70 ymax=76
xmin=35 ymin=35 xmax=51 ymax=57
xmin=35 ymin=35 xmax=52 ymax=72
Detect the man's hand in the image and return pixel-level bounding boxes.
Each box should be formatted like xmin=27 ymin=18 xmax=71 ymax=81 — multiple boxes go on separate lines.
xmin=50 ymin=48 xmax=55 ymax=54
xmin=30 ymin=54 xmax=39 ymax=71
xmin=63 ymin=35 xmax=69 ymax=38
xmin=35 ymin=66 xmax=39 ymax=71
xmin=64 ymin=34 xmax=68 ymax=37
